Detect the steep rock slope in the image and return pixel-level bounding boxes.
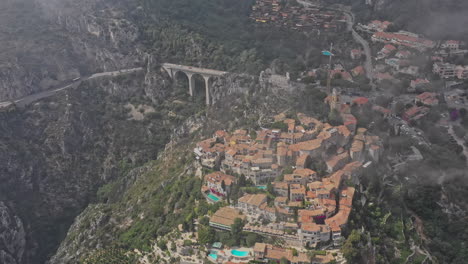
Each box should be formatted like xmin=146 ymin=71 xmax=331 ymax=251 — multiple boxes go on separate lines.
xmin=0 ymin=202 xmax=26 ymax=264
xmin=0 ymin=0 xmax=140 ymax=101
xmin=0 ymin=67 xmax=178 ymax=264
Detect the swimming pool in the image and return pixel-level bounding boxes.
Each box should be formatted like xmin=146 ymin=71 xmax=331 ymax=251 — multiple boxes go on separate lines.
xmin=207 ymin=193 xmax=220 ymax=202
xmin=231 ymin=249 xmax=249 ymax=257
xmin=256 ymin=185 xmax=267 ymax=190
xmin=208 ymin=253 xmax=218 ymax=260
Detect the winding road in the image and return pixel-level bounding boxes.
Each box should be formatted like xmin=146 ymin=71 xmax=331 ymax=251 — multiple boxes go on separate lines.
xmin=341 ymin=10 xmax=374 ymax=86
xmin=0 ymin=67 xmax=143 ymax=108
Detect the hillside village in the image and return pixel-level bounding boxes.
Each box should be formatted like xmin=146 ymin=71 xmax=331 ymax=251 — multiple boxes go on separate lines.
xmin=193 ymin=92 xmax=383 ymax=263
xmin=250 ymin=0 xmax=346 ymax=33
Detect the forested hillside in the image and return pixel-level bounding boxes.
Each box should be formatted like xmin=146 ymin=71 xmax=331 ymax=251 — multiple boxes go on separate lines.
xmin=137 ymin=0 xmax=325 ymax=74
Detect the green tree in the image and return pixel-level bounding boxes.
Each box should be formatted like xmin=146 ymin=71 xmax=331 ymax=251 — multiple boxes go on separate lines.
xmin=199 ymin=216 xmax=210 ymax=226
xmin=292 ymin=248 xmax=298 ymax=256
xmin=231 ymin=218 xmax=245 ymax=245
xmin=221 ymin=180 xmax=226 ymax=192
xmin=328 ymin=109 xmax=343 ymax=126
xmin=342 ymin=230 xmax=364 ymax=263
xmin=238 ymin=175 xmax=247 ymax=187
xmin=245 ymin=233 xmax=262 ymax=247
xmin=267 ymin=182 xmax=274 ymax=195
xmin=198 ymin=226 xmax=215 ymax=245
xmin=280 ymin=256 xmax=289 ymax=264
xmin=158 ymin=239 xmax=167 ymax=251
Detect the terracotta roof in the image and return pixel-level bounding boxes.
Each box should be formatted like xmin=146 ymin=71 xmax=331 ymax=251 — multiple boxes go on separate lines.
xmin=352 ymin=66 xmax=365 ymax=76
xmin=234 ymin=129 xmax=248 ymax=136
xmin=238 ymin=193 xmax=267 ymax=207
xmin=374 ymin=32 xmax=434 ymax=48
xmin=342 ymin=161 xmax=363 ymax=175
xmin=226 ymin=148 xmax=237 ymax=156
xmin=294 ymin=168 xmax=317 ymax=177
xmin=372 ymin=105 xmax=391 ymax=114
xmin=296 ymin=154 xmax=311 ymax=168
xmin=298 ymin=139 xmax=323 ymax=151
xmin=337 ymin=125 xmax=351 ymax=138
xmin=326 ymin=152 xmax=350 ymax=169
xmin=383 ymin=44 xmax=396 ymax=51
xmin=273 ymin=182 xmax=289 ymax=190
xmin=264 ymin=245 xmax=293 ymax=261
xmin=404 ymin=106 xmax=429 ymax=118
xmin=353 ymin=97 xmax=369 ymax=105
xmin=301 ymin=222 xmax=321 ymax=232
xmin=277 ymin=145 xmax=288 ymax=156
xmin=215 ymin=130 xmax=229 ymax=138
xmin=259 ymin=202 xmax=276 ymax=213
xmin=275 ymin=196 xmax=288 ymax=203
xmin=205 ymin=171 xmax=236 ymax=186
xmin=351 ymin=140 xmax=364 ymax=153
xmin=210 ymin=207 xmax=246 ymax=227
xmin=416 ymin=92 xmax=436 ymax=100
xmin=342 ymin=114 xmax=357 ymax=126
xmin=325 ymin=207 xmax=351 ymax=227
xmin=308 ymin=181 xmax=324 ymax=190
xmin=254 ymin=243 xmax=266 ymax=253
xmin=290 ymin=186 xmax=306 ymax=194
xmin=312 ymin=253 xmax=336 ymax=263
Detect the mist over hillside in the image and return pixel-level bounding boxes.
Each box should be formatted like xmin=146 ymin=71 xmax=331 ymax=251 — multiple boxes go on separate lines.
xmin=0 ymin=0 xmax=468 ymax=263
xmin=346 ymin=0 xmax=468 ymax=40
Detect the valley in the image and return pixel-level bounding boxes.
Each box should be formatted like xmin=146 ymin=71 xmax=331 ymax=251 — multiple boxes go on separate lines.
xmin=0 ymin=0 xmax=467 ymax=264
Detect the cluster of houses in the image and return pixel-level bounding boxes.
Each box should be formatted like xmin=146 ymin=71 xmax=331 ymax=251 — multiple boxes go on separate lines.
xmin=197 ymin=103 xmax=383 ymax=252
xmin=358 ymin=20 xmax=391 ymax=33
xmin=372 ymin=42 xmax=422 ymax=78
xmin=370 ymin=30 xmax=466 ymax=81
xmin=433 ymin=62 xmax=468 ymax=79
xmin=253 ymin=243 xmax=335 ymax=264
xmin=402 ymin=92 xmax=440 ymax=122
xmin=249 ymin=0 xmax=345 ymax=32
xmin=371 ymin=31 xmax=435 ymax=51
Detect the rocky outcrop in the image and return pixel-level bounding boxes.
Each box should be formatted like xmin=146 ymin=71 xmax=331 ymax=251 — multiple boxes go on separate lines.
xmin=0 ymin=0 xmax=141 ymax=101
xmin=0 ymin=202 xmax=26 ymax=264
xmin=0 ymin=66 xmax=172 ymax=263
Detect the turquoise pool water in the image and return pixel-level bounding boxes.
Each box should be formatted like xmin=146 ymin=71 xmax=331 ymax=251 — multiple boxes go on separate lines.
xmin=207 ymin=193 xmax=220 ymax=202
xmin=231 ymin=249 xmax=249 ymax=257
xmin=256 ymin=185 xmax=267 ymax=190
xmin=208 ymin=253 xmax=218 ymax=260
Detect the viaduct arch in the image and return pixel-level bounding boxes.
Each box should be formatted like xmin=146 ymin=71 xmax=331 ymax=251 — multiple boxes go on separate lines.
xmin=161 ymin=63 xmax=227 ymax=105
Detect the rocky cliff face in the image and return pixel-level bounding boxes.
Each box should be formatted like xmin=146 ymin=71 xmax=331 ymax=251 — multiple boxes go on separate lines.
xmin=0 ymin=65 xmax=175 ymax=263
xmin=0 ymin=0 xmax=141 ymax=101
xmin=0 ymin=202 xmax=26 ymax=264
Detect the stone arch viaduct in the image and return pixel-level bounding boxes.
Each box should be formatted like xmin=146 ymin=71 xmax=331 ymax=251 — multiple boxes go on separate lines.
xmin=161 ymin=63 xmax=227 ymax=105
